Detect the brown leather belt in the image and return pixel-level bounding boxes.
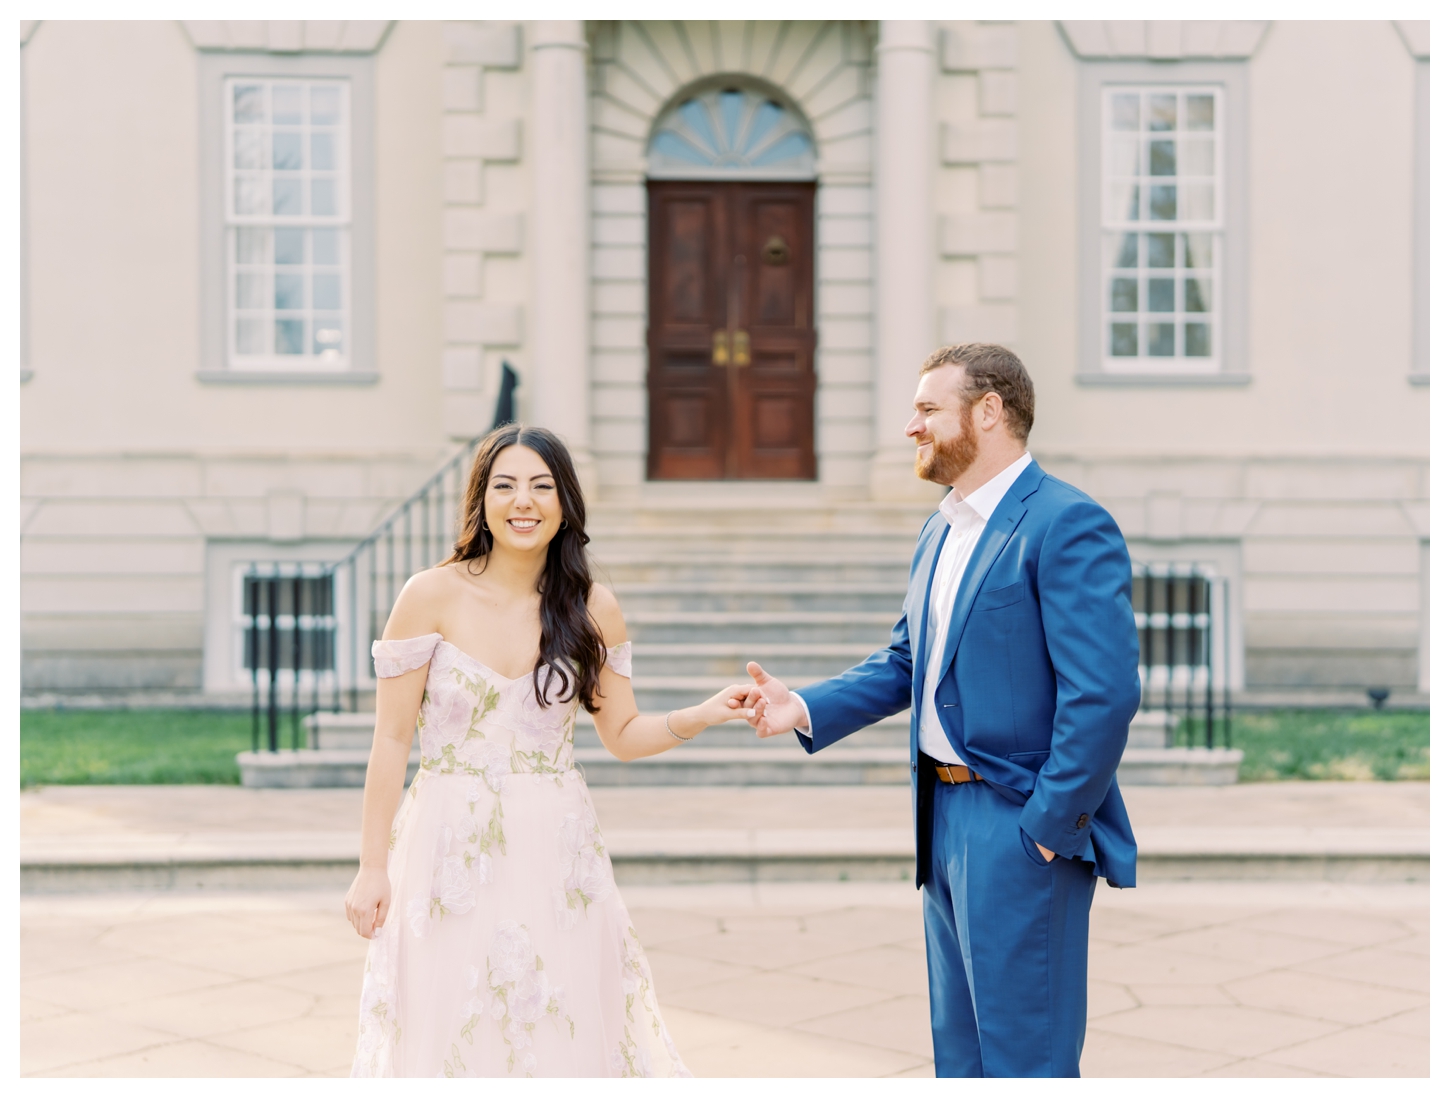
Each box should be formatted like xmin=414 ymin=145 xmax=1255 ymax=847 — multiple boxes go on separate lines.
xmin=931 ymin=761 xmax=985 ymax=784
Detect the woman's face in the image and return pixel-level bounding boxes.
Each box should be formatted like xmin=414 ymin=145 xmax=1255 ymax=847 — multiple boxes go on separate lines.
xmin=482 ymin=444 xmax=564 ymax=555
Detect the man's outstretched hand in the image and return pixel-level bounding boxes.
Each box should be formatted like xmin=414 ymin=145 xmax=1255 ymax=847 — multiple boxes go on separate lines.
xmin=734 ymin=661 xmax=807 ymax=738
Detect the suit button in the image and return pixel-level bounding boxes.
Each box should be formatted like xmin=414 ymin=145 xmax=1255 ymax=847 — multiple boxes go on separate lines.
xmin=1076 ymin=814 xmax=1089 ymax=829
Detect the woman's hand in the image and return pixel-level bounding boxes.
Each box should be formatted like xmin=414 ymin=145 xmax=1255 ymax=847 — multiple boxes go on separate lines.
xmin=344 ymin=865 xmax=392 ymax=940
xmin=686 ymin=683 xmax=755 ymax=733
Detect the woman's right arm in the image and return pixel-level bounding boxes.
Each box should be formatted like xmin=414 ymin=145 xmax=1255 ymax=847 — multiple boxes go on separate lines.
xmin=343 ymin=576 xmax=440 ymax=940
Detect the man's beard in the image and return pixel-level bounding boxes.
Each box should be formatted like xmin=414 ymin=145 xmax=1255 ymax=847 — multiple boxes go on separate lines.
xmin=915 ymin=415 xmax=978 ymax=485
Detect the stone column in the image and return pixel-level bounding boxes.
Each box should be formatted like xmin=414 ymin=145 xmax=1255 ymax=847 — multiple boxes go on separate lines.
xmin=871 ymin=20 xmax=939 ymax=500
xmin=528 ymin=21 xmax=596 ymax=495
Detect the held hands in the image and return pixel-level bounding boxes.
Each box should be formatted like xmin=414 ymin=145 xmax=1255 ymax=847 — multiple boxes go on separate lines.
xmin=732 ymin=662 xmax=807 ymax=738
xmin=344 ymin=866 xmax=391 ymax=940
xmin=690 ymin=682 xmax=757 ymax=732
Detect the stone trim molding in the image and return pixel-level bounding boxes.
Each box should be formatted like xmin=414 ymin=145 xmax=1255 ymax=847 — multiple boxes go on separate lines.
xmin=1058 ymin=21 xmax=1269 ymax=61
xmin=180 ymin=21 xmax=394 ymax=54
xmin=1394 ymin=21 xmax=1429 ymax=59
xmin=20 ymin=21 xmax=40 ymax=45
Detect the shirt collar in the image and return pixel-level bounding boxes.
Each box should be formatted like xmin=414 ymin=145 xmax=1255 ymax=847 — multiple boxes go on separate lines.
xmin=939 ymin=451 xmax=1033 ymax=529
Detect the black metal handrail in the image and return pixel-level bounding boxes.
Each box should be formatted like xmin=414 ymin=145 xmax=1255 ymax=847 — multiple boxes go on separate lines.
xmin=1132 ymin=561 xmax=1232 ymax=749
xmin=240 ymin=364 xmax=516 ymax=748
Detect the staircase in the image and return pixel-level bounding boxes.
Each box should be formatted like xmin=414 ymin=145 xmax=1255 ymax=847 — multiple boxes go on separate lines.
xmin=236 ymin=484 xmax=1240 ymax=788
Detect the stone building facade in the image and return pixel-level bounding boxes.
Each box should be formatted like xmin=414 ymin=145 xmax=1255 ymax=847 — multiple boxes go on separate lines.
xmin=18 ymin=20 xmax=1430 ymax=704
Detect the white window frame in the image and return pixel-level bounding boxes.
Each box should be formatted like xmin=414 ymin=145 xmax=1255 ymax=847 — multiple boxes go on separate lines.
xmin=197 ymin=52 xmax=376 ymax=384
xmin=1077 ymin=62 xmax=1248 ymax=386
xmin=223 ymin=77 xmax=353 ymax=371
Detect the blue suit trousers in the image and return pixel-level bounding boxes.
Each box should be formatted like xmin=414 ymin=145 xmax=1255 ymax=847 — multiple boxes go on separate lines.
xmin=924 ymin=780 xmax=1098 ymax=1077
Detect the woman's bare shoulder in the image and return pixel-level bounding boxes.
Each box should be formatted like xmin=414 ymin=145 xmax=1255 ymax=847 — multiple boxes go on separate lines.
xmin=587 ymin=583 xmax=626 ymax=643
xmin=382 ymin=565 xmax=460 ymax=638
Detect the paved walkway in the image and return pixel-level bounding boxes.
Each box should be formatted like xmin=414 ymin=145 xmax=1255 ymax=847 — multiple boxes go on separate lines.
xmin=21 ymin=879 xmax=1429 ymax=1077
xmin=19 ymin=782 xmax=1430 ymax=1076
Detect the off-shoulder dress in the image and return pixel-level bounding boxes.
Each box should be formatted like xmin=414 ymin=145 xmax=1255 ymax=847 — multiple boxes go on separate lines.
xmin=350 ymin=634 xmax=689 ymax=1078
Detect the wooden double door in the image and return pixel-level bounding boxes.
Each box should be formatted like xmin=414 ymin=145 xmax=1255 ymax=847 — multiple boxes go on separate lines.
xmin=647 ymin=181 xmax=817 ymax=480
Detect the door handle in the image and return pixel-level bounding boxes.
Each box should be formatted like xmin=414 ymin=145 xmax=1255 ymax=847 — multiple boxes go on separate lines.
xmin=732 ymin=329 xmax=751 ymax=366
xmin=712 ymin=330 xmax=729 ymax=366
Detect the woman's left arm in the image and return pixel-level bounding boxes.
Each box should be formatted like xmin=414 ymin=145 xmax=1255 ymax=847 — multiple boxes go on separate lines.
xmin=587 ymin=585 xmax=752 ymax=761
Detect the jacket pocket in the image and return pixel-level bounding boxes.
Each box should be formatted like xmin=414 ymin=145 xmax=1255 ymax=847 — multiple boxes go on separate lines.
xmin=1007 ymin=749 xmax=1050 ymax=772
xmin=977 ymin=579 xmax=1025 ymax=611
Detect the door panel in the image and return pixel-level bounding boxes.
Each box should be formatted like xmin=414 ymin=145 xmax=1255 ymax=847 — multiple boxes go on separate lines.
xmin=647 ymin=180 xmax=817 ymax=480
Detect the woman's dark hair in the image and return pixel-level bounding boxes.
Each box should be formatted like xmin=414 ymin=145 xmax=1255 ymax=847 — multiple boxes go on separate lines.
xmin=441 ymin=425 xmax=605 ymax=713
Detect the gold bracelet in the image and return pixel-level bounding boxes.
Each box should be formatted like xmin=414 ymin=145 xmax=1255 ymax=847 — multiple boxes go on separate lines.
xmin=664 ymin=711 xmax=691 ymax=743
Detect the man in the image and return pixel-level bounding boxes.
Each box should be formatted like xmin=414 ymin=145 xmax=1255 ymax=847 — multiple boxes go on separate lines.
xmin=742 ymin=343 xmax=1140 ymax=1078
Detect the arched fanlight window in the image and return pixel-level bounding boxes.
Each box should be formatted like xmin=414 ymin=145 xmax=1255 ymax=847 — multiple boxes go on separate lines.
xmin=648 ymin=86 xmax=815 ymax=181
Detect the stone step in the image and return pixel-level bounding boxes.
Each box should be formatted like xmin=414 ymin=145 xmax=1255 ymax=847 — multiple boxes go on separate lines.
xmin=608 ymin=582 xmax=908 ymax=613
xmin=624 ymin=611 xmax=899 ymax=644
xmin=237 ymin=748 xmax=420 ymax=789
xmin=593 ymin=557 xmax=911 ymax=585
xmin=22 ymin=824 xmax=1430 ymax=892
xmin=1117 ymin=747 xmax=1243 ymax=785
xmin=631 ymin=643 xmax=879 ymax=678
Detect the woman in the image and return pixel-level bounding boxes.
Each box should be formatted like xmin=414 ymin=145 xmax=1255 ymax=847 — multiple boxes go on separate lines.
xmin=345 ymin=425 xmax=752 ymax=1078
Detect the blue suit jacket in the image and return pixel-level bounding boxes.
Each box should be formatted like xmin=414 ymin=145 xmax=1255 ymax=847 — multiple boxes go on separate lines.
xmin=797 ymin=461 xmax=1141 ymax=888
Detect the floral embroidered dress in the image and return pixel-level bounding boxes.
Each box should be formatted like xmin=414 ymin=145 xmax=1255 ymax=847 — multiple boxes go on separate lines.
xmin=351 ymin=634 xmax=689 ymax=1078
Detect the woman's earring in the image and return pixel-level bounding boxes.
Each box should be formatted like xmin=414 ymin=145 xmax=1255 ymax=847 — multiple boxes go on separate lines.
xmin=560 ymin=519 xmax=569 ymax=530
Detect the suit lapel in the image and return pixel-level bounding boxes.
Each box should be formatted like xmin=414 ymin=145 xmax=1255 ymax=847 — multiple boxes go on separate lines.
xmin=910 ymin=514 xmax=950 ymax=710
xmin=932 ymin=461 xmax=1045 ymax=691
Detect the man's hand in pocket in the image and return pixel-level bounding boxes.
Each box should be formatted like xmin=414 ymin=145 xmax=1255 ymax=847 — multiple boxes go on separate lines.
xmin=1036 ymin=843 xmax=1056 ymax=863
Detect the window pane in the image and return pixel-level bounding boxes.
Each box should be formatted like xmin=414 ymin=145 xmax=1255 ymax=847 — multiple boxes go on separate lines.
xmin=1186 ymin=94 xmax=1215 ymax=132
xmin=236 ymin=318 xmax=266 ymax=355
xmin=1148 ymin=278 xmax=1175 ymax=312
xmin=1185 ymin=278 xmax=1212 ymax=313
xmin=1148 ymin=185 xmax=1177 ymax=220
xmin=233 ymin=84 xmax=266 ymax=123
xmin=1181 ymin=184 xmax=1215 ymax=221
xmin=272 ymin=178 xmax=303 ymax=216
xmin=1184 ymin=323 xmax=1212 ymax=356
xmin=1181 ymin=138 xmax=1214 ymax=176
xmin=1149 ymin=139 xmax=1176 ymax=176
xmin=313 ymin=314 xmax=344 ymax=357
xmin=1147 ymin=322 xmax=1175 ymax=356
xmin=1111 ymin=94 xmax=1140 ymax=131
xmin=272 ymin=132 xmax=302 ymax=170
xmin=1110 ymin=323 xmax=1138 ymax=356
xmin=236 ymin=228 xmax=269 ymax=264
xmin=236 ymin=272 xmax=268 ymax=309
xmin=312 ymin=228 xmax=340 ymax=266
xmin=1183 ymin=233 xmax=1213 ymax=268
xmin=275 ymin=319 xmax=305 ymax=354
xmin=311 ymin=85 xmax=341 ymax=125
xmin=313 ymin=272 xmax=342 ymax=310
xmin=1146 ymin=233 xmax=1175 ymax=268
xmin=274 ymin=228 xmax=306 ymax=264
xmin=1108 ymin=184 xmax=1139 ymax=221
xmin=275 ymin=273 xmax=305 ymax=310
xmin=311 ymin=178 xmax=337 ymax=217
xmin=1110 ymin=278 xmax=1138 ymax=312
xmin=1113 ymin=233 xmax=1139 ymax=268
xmin=234 ymin=129 xmax=266 ymax=170
xmin=1109 ymin=136 xmax=1139 ymax=176
xmin=273 ymin=85 xmax=303 ymax=125
xmin=1148 ymin=94 xmax=1177 ymax=131
xmin=310 ymin=132 xmax=335 ymax=171
xmin=234 ymin=176 xmax=267 ymax=216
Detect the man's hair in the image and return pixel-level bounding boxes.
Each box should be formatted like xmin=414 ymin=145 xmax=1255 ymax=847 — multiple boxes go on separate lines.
xmin=919 ymin=342 xmax=1034 ymax=442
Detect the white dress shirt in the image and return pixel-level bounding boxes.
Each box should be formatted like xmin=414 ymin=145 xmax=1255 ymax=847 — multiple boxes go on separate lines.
xmin=794 ymin=452 xmax=1034 ymax=763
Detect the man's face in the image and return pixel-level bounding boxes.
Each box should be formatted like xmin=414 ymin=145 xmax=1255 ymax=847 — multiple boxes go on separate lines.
xmin=906 ymin=366 xmax=978 ymax=486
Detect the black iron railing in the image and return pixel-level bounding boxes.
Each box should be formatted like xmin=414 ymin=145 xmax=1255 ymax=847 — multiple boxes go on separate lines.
xmin=1132 ymin=562 xmax=1232 ymax=749
xmin=242 ymin=562 xmax=338 ymax=752
xmin=240 ymin=364 xmax=517 ymax=749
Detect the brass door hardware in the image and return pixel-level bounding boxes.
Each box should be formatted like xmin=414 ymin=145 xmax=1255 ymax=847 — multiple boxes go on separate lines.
xmin=712 ymin=329 xmax=729 ymax=365
xmin=762 ymin=235 xmax=790 ymax=265
xmin=732 ymin=329 xmax=751 ymax=366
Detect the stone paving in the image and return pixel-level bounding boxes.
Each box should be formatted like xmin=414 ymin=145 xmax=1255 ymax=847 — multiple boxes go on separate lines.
xmin=20 ymin=878 xmax=1429 ymax=1077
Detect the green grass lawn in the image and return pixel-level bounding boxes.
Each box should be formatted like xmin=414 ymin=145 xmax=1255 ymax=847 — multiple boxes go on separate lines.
xmin=18 ymin=706 xmax=1431 ymax=787
xmin=1175 ymin=708 xmax=1430 ymax=782
xmin=20 ymin=708 xmax=264 ymax=787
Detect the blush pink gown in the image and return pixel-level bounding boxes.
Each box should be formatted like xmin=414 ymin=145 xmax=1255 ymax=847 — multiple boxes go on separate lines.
xmin=351 ymin=634 xmax=689 ymax=1078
